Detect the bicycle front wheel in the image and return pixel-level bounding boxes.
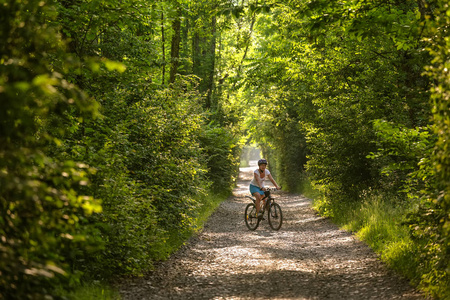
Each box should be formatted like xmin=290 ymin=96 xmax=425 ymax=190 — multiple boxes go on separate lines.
xmin=268 ymin=202 xmax=283 ymax=230
xmin=244 ymin=203 xmax=260 ymax=230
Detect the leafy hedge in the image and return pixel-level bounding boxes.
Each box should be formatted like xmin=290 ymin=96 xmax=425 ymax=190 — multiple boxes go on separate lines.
xmin=240 ymin=1 xmax=449 ymax=297
xmin=407 ymin=1 xmax=450 ymax=296
xmin=0 ymin=0 xmax=101 ymax=298
xmin=63 ymin=75 xmax=211 ymax=278
xmin=1 ymin=0 xmax=241 ymax=298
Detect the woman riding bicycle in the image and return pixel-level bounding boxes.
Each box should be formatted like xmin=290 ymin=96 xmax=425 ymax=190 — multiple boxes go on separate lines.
xmin=249 ymin=159 xmax=281 ymax=219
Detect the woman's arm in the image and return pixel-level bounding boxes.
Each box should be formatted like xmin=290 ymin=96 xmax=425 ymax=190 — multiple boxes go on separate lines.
xmin=268 ymin=174 xmax=280 ymax=189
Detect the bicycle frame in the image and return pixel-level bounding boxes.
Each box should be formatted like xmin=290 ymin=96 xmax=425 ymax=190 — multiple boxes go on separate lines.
xmin=245 ymin=187 xmax=277 ymax=205
xmin=244 ymin=187 xmax=283 ymax=231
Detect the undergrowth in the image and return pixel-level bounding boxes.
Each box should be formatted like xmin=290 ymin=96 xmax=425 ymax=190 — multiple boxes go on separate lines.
xmin=311 ymin=195 xmax=437 ymax=297
xmin=64 ymin=191 xmax=228 ymax=300
xmin=58 ymin=282 xmax=120 ymax=300
xmin=160 ymin=191 xmax=230 ymax=255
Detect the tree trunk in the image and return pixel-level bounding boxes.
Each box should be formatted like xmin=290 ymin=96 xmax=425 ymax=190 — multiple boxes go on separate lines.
xmin=192 ymin=30 xmax=200 ymax=76
xmin=206 ymin=16 xmax=216 ymax=109
xmin=169 ymin=7 xmax=182 ymax=84
xmin=232 ymin=14 xmax=255 ymax=89
xmin=161 ymin=11 xmax=166 ymax=85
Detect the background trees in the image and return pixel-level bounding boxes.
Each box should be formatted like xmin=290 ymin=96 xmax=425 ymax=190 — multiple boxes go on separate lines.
xmin=410 ymin=0 xmax=450 ymax=296
xmin=1 ymin=0 xmax=449 ymax=298
xmin=1 ymin=0 xmax=242 ymax=298
xmin=0 ymin=0 xmax=101 ymax=297
xmin=236 ymin=1 xmax=448 ymax=297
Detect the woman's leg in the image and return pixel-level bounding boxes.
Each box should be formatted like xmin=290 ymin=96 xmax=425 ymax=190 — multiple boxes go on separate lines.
xmin=254 ymin=192 xmax=262 ymax=214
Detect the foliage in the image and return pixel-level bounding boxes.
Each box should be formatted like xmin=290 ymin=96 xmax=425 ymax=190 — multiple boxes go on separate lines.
xmin=200 ymin=123 xmax=241 ymax=195
xmin=0 ymin=0 xmax=101 ymax=298
xmin=405 ymin=0 xmax=450 ymax=297
xmin=236 ymin=0 xmax=447 ymax=298
xmin=240 ymin=1 xmax=430 ymax=199
xmin=368 ymin=120 xmax=435 ymax=199
xmin=3 ymin=0 xmax=450 ymax=298
xmin=56 ymin=66 xmax=212 ymax=277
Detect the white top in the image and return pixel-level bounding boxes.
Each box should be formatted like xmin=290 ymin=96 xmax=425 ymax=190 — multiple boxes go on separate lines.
xmin=250 ymin=169 xmax=271 ymax=188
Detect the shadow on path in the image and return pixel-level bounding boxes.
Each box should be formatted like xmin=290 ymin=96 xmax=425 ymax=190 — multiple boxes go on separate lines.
xmin=119 ymin=161 xmax=426 ymax=300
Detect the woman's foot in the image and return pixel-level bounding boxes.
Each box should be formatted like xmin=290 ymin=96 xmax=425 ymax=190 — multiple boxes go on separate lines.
xmin=258 ymin=210 xmax=265 ymax=220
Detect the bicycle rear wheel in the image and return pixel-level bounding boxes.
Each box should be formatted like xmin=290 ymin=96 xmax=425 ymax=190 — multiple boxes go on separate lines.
xmin=244 ymin=203 xmax=260 ymax=230
xmin=268 ymin=202 xmax=283 ymax=230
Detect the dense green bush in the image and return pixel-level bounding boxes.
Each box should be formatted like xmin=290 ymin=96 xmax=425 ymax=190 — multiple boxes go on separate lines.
xmin=200 ymin=123 xmax=241 ymax=195
xmin=46 ymin=0 xmax=217 ymax=278
xmin=1 ymin=0 xmax=242 ymax=297
xmin=238 ymin=2 xmax=447 ymax=298
xmin=55 ymin=69 xmax=212 ymax=277
xmin=0 ymin=0 xmax=101 ymax=298
xmin=405 ymin=1 xmax=450 ymax=297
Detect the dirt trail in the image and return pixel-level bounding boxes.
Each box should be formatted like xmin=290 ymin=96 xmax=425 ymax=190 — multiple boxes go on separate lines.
xmin=119 ymin=162 xmax=425 ymax=300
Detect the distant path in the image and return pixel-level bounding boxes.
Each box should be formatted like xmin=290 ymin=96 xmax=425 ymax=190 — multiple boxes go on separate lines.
xmin=119 ymin=161 xmax=425 ymax=299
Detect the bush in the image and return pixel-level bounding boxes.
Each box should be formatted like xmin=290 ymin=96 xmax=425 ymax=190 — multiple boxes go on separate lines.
xmin=0 ymin=0 xmax=101 ymax=297
xmin=59 ymin=75 xmax=212 ymax=277
xmin=200 ymin=124 xmax=241 ymax=195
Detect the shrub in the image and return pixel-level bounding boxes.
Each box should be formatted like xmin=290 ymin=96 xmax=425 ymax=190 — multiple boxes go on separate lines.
xmin=0 ymin=0 xmax=101 ymax=297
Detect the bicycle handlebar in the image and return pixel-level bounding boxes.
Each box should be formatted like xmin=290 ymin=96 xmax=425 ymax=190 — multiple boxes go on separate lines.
xmin=246 ymin=187 xmax=281 ymax=203
xmin=263 ymin=187 xmax=281 ymax=192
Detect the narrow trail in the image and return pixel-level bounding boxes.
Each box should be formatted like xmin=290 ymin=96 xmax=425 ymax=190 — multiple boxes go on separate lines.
xmin=119 ymin=162 xmax=425 ymax=300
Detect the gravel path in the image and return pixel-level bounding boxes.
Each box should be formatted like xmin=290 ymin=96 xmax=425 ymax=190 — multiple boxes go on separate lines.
xmin=119 ymin=164 xmax=426 ymax=300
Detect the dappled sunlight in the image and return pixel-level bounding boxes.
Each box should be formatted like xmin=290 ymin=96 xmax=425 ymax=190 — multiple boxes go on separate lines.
xmin=280 ymin=197 xmax=312 ymax=208
xmin=292 ymin=216 xmax=326 ymax=224
xmin=120 ymin=164 xmax=425 ymax=300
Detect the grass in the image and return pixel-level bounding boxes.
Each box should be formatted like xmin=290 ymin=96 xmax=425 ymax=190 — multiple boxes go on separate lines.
xmin=58 ymin=282 xmax=121 ymax=300
xmin=310 ymin=194 xmax=434 ymax=294
xmin=312 ymin=195 xmax=421 ymax=277
xmin=301 ymin=178 xmax=450 ymax=299
xmin=341 ymin=198 xmax=419 ymax=276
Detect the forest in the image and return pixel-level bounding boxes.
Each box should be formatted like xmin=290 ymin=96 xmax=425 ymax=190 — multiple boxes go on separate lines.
xmin=0 ymin=0 xmax=449 ymax=299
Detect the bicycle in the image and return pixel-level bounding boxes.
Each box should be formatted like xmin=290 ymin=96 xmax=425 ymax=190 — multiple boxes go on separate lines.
xmin=244 ymin=187 xmax=283 ymax=231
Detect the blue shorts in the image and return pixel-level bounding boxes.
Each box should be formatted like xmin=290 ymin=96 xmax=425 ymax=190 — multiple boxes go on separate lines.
xmin=250 ymin=184 xmax=264 ymax=196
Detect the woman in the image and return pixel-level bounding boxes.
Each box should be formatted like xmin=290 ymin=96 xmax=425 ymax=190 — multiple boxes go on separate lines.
xmin=249 ymin=158 xmax=281 ymax=218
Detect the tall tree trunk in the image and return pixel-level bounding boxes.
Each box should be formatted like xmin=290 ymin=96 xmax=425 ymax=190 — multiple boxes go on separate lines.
xmin=232 ymin=14 xmax=255 ymax=89
xmin=169 ymin=7 xmax=182 ymax=84
xmin=206 ymin=16 xmax=216 ymax=109
xmin=161 ymin=11 xmax=166 ymax=85
xmin=192 ymin=30 xmax=200 ymax=77
xmin=182 ymin=15 xmax=189 ymax=65
xmin=191 ymin=9 xmax=217 ymax=109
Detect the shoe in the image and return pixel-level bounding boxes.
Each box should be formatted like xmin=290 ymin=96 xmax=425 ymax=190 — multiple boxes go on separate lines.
xmin=258 ymin=211 xmax=265 ymax=220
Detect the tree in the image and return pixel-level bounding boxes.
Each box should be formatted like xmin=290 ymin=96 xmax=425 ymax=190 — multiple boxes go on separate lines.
xmin=406 ymin=0 xmax=450 ymax=296
xmin=170 ymin=5 xmax=182 ymax=83
xmin=0 ymin=0 xmax=101 ymax=298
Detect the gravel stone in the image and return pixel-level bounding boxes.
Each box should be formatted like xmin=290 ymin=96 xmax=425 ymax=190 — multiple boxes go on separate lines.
xmin=119 ymin=164 xmax=427 ymax=300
